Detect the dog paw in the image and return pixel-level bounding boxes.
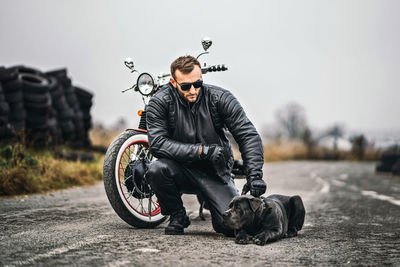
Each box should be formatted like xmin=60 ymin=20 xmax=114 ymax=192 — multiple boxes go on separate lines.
xmin=235 ymin=235 xmax=250 ymax=245
xmin=235 ymin=239 xmax=249 ymax=245
xmin=253 ymin=233 xmax=267 ymax=246
xmin=253 ymin=238 xmax=266 ymax=246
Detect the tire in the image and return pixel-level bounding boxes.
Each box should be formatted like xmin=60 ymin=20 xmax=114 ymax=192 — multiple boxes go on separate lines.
xmin=78 ymin=98 xmax=93 ymax=109
xmin=0 ymin=101 xmax=10 ymax=115
xmin=5 ymin=90 xmax=23 ymax=103
xmin=2 ymin=78 xmax=22 ymax=93
xmin=0 ymin=115 xmax=8 ymax=125
xmin=9 ymin=109 xmax=26 ymax=122
xmin=24 ymin=96 xmax=51 ymax=109
xmin=0 ymin=67 xmax=18 ymax=83
xmin=25 ymin=106 xmax=51 ymax=115
xmin=49 ymin=82 xmax=64 ymax=100
xmin=20 ymin=73 xmax=50 ymax=94
xmin=58 ymin=107 xmax=74 ymax=120
xmin=9 ymin=65 xmax=42 ymax=75
xmin=103 ymin=129 xmax=166 ymax=228
xmin=45 ymin=68 xmax=67 ymax=78
xmin=74 ymin=86 xmax=93 ymax=99
xmin=24 ymin=92 xmax=51 ymax=103
xmin=59 ymin=120 xmax=75 ymax=133
xmin=9 ymin=101 xmax=24 ymax=111
xmin=53 ymin=95 xmax=69 ymax=110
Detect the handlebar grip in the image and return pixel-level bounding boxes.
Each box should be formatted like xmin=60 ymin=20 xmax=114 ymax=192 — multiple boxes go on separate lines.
xmin=203 ymin=64 xmax=228 ymax=73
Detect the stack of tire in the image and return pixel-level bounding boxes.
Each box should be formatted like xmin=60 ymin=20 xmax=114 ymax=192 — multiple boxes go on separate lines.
xmin=65 ymin=86 xmax=85 ymax=147
xmin=45 ymin=69 xmax=77 ymax=144
xmin=0 ymin=68 xmax=13 ymax=138
xmin=0 ymin=65 xmax=94 ymax=147
xmin=376 ymin=152 xmax=400 ymax=175
xmin=13 ymin=66 xmax=60 ymax=146
xmin=0 ymin=67 xmax=26 ymax=133
xmin=75 ymin=86 xmax=93 ymax=146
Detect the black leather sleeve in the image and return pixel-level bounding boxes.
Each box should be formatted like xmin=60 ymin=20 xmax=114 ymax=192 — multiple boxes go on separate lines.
xmin=146 ymin=95 xmax=201 ymax=163
xmin=218 ymin=90 xmax=264 ymax=179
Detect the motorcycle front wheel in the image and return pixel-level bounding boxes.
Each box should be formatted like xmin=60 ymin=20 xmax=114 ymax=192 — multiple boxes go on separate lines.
xmin=103 ymin=129 xmax=166 ymax=228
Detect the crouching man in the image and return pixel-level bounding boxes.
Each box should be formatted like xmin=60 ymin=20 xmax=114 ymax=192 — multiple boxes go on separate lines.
xmin=146 ymin=55 xmax=266 ymax=235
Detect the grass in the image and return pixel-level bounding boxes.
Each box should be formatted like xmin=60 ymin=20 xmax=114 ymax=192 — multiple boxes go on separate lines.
xmin=89 ymin=126 xmax=120 ymax=148
xmin=0 ymin=144 xmax=104 ymax=196
xmin=263 ymin=140 xmax=381 ymax=162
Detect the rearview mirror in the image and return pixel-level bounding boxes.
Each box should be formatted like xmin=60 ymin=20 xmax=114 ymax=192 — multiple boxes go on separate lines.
xmin=124 ymin=57 xmax=135 ymax=71
xmin=201 ymin=36 xmax=212 ymax=51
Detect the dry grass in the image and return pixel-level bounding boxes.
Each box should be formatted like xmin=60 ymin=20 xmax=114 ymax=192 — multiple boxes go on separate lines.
xmin=264 ymin=141 xmax=308 ymax=161
xmin=0 ymin=144 xmax=104 ymax=196
xmin=263 ymin=140 xmax=381 ymax=162
xmin=89 ymin=126 xmax=120 ymax=148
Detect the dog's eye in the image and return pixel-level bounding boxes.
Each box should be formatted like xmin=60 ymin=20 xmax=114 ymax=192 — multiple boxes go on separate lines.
xmin=235 ymin=207 xmax=241 ymax=212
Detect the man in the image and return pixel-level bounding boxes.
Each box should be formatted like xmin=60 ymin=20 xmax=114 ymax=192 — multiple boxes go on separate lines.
xmin=146 ymin=55 xmax=266 ymax=235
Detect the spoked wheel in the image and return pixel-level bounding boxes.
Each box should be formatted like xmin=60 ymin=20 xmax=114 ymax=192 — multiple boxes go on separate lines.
xmin=103 ymin=129 xmax=166 ymax=228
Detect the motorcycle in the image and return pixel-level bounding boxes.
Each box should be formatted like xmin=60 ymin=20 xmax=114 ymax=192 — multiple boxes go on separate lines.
xmin=103 ymin=37 xmax=244 ymax=228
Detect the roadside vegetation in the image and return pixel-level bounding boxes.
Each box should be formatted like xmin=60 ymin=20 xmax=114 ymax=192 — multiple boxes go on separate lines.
xmin=0 ymin=142 xmax=104 ymax=196
xmin=263 ymin=140 xmax=381 ymax=162
xmin=0 ymin=124 xmax=120 ymax=197
xmin=0 ymin=111 xmax=387 ymax=197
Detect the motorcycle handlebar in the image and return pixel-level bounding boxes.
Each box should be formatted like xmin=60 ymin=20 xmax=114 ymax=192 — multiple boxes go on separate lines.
xmin=202 ymin=64 xmax=228 ymax=74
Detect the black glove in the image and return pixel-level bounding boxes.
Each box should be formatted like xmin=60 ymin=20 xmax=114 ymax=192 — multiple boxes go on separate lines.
xmin=200 ymin=144 xmax=224 ymax=161
xmin=242 ymin=176 xmax=267 ymax=197
xmin=201 ymin=144 xmax=226 ymax=176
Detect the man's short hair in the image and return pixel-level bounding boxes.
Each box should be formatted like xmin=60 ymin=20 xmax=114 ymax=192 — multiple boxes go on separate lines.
xmin=170 ymin=55 xmax=201 ymax=80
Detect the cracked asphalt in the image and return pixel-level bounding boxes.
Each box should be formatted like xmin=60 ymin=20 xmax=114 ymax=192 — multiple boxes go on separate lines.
xmin=1 ymin=161 xmax=399 ymax=266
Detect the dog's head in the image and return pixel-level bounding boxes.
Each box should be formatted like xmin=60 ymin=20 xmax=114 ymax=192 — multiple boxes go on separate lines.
xmin=222 ymin=195 xmax=265 ymax=230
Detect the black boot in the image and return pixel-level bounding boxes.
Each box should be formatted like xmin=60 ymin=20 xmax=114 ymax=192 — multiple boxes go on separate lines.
xmin=165 ymin=208 xmax=190 ymax=235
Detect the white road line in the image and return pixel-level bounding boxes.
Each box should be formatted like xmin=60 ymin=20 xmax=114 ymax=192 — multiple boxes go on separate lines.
xmin=134 ymin=248 xmax=160 ymax=253
xmin=361 ymin=190 xmax=400 ymax=207
xmin=331 ymin=179 xmax=346 ymax=187
xmin=6 ymin=235 xmax=109 ymax=267
xmin=315 ymin=177 xmax=330 ymax=193
xmin=107 ymin=260 xmax=131 ymax=267
xmin=357 ymin=222 xmax=383 ymax=227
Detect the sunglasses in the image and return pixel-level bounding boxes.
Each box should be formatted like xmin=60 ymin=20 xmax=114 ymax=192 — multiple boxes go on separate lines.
xmin=175 ymin=79 xmax=203 ymax=91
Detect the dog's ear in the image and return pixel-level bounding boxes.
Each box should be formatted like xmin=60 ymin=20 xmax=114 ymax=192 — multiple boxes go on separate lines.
xmin=247 ymin=197 xmax=264 ymax=212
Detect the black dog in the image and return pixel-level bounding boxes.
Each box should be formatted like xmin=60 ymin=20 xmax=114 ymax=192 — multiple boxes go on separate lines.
xmin=223 ymin=194 xmax=305 ymax=245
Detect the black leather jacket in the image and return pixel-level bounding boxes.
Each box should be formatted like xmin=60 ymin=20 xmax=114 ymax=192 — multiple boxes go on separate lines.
xmin=146 ymin=82 xmax=264 ymax=183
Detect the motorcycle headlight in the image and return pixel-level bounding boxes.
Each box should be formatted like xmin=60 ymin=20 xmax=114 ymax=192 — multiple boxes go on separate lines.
xmin=137 ymin=73 xmax=155 ymax=96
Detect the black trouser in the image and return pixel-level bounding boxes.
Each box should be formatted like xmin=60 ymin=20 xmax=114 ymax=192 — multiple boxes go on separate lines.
xmin=146 ymin=158 xmax=239 ymax=235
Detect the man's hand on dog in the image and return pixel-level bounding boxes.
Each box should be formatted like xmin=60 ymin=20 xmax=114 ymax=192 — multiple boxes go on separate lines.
xmin=242 ymin=176 xmax=267 ymax=197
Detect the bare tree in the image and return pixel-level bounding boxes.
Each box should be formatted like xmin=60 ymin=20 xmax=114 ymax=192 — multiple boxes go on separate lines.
xmin=325 ymin=124 xmax=345 ymax=150
xmin=275 ymin=102 xmax=308 ymax=140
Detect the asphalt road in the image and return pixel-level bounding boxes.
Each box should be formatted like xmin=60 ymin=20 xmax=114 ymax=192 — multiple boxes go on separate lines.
xmin=1 ymin=161 xmax=400 ymax=266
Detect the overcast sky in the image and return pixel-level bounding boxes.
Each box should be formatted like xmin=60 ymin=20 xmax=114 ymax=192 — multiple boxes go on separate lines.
xmin=1 ymin=0 xmax=399 ymax=136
